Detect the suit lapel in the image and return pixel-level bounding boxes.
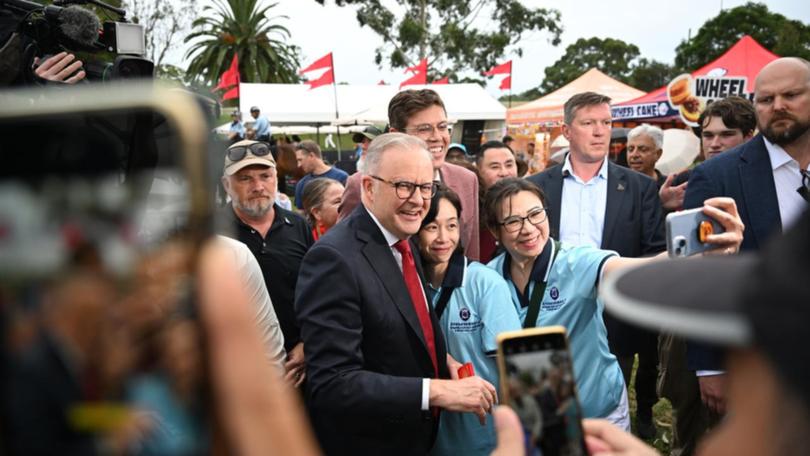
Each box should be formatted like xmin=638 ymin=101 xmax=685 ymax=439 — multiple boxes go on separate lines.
xmin=354 ymin=207 xmax=430 ymax=352
xmin=602 ymin=162 xmax=628 ymax=248
xmin=546 ymin=167 xmax=564 ymax=239
xmin=738 ymin=136 xmax=782 ymax=247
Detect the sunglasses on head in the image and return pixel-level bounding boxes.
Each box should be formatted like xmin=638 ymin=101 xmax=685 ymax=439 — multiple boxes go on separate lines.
xmin=227 ymin=142 xmax=271 ymax=162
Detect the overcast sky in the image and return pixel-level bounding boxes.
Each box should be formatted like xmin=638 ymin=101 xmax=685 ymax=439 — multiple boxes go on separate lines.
xmin=173 ymin=0 xmax=809 ymax=97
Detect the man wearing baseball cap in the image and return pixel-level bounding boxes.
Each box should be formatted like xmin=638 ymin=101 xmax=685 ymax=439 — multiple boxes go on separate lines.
xmin=249 ymin=106 xmax=272 ymax=143
xmin=220 ymin=140 xmax=314 ymax=387
xmin=581 ymin=208 xmax=810 ymax=455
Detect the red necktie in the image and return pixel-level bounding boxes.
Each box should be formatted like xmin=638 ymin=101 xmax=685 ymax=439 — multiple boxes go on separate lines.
xmin=394 ymin=239 xmax=439 ymax=378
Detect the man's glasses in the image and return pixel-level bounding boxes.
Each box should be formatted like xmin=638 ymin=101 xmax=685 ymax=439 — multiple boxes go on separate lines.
xmin=369 ymin=175 xmax=437 ymax=200
xmin=499 ymin=208 xmax=547 ymax=233
xmin=403 ymin=122 xmax=451 ymax=137
xmin=227 ymin=142 xmax=271 ymax=162
xmin=799 ymin=169 xmax=810 ymax=203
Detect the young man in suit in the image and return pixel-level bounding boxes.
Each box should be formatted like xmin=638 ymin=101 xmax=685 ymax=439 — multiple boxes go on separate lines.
xmin=682 ymin=57 xmax=810 ymax=449
xmin=338 ymin=89 xmax=481 ymax=260
xmin=659 ymin=95 xmax=756 ymax=456
xmin=527 ymin=92 xmax=665 ymax=439
xmin=296 ymin=133 xmax=497 ymax=455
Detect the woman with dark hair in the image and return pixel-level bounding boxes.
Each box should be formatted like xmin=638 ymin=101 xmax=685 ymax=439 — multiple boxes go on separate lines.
xmin=415 ymin=184 xmax=521 ymax=455
xmin=483 ymin=177 xmax=745 ymax=430
xmin=300 ymin=178 xmax=344 ymax=241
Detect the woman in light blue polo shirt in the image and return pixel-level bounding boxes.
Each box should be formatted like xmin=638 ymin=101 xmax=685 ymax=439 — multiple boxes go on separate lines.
xmin=415 ymin=185 xmax=522 ymax=455
xmin=483 ymin=178 xmax=745 ymax=431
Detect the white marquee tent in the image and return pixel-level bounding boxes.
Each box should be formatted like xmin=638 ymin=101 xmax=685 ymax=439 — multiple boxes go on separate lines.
xmin=235 ymin=83 xmax=506 ymax=126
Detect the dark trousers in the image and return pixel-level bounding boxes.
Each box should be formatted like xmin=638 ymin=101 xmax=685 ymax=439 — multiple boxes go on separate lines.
xmin=658 ymin=333 xmax=722 ymax=456
xmin=605 ymin=315 xmax=659 ymax=424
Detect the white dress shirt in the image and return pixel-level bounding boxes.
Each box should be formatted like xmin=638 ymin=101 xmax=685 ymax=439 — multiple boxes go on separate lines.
xmin=559 ymin=155 xmax=609 ymax=247
xmin=763 ymin=137 xmax=809 ymax=230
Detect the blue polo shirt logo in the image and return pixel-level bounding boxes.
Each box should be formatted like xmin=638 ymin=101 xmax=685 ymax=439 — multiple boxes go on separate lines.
xmin=550 ymin=286 xmax=560 ymax=300
xmin=542 ymin=285 xmax=565 ymax=311
xmin=459 ymin=308 xmax=471 ymax=321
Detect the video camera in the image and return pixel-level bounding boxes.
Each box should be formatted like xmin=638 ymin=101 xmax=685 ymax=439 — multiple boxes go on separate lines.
xmin=0 ymin=0 xmax=153 ymax=85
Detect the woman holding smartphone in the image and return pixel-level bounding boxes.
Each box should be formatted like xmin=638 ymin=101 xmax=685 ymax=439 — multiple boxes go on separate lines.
xmin=415 ymin=185 xmax=522 ymax=455
xmin=484 ymin=178 xmax=744 ymax=430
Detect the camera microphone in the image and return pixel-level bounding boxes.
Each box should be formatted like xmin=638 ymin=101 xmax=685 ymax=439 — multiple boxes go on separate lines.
xmin=53 ymin=5 xmax=100 ymax=48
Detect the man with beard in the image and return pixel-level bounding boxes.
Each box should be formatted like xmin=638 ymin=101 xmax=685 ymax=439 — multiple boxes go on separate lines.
xmin=681 ymin=57 xmax=810 ymax=443
xmin=220 ymin=140 xmax=314 ymax=387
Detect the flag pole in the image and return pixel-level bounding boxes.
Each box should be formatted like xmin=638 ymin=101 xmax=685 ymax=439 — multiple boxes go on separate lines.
xmin=331 ymin=54 xmax=342 ymax=161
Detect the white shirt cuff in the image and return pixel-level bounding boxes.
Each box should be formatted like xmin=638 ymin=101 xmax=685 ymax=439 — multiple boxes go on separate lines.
xmin=696 ymin=370 xmax=725 ymax=377
xmin=421 ymin=378 xmax=430 ymax=410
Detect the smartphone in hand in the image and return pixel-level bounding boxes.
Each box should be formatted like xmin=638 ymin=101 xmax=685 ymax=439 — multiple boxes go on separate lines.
xmin=666 ymin=207 xmax=725 ymax=258
xmin=497 ymin=326 xmax=587 ymax=456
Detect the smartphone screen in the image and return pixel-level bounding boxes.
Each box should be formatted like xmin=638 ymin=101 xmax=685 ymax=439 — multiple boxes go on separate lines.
xmin=0 ymin=88 xmax=213 ymax=454
xmin=499 ymin=330 xmax=587 ymax=456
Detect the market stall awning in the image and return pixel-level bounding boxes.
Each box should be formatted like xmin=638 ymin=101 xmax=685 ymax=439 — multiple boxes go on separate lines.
xmin=612 ymin=35 xmax=779 ymax=123
xmin=506 ymin=68 xmax=645 ymax=126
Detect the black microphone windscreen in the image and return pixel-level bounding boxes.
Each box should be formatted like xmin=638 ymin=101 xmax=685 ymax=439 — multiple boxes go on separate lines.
xmin=58 ymin=6 xmax=100 ymax=47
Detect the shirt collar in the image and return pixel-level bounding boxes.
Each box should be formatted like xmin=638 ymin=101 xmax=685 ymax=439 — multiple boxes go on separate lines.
xmin=763 ymin=137 xmax=797 ymax=171
xmin=439 ymin=250 xmax=467 ymax=289
xmin=501 ymin=240 xmax=556 ymax=284
xmin=562 ymin=153 xmax=609 ymax=181
xmin=366 ymin=206 xmax=403 ymax=246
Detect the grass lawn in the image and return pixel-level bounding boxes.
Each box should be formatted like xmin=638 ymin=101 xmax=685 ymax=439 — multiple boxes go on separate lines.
xmin=628 ymin=355 xmax=674 ymax=454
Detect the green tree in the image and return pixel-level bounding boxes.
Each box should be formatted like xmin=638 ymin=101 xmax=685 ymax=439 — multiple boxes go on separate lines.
xmin=315 ymin=0 xmax=562 ymax=81
xmin=674 ymin=2 xmax=810 ymax=70
xmin=125 ymin=0 xmax=196 ymax=69
xmin=628 ymin=58 xmax=677 ymax=92
xmin=184 ymin=0 xmax=301 ymax=85
xmin=539 ymin=37 xmax=640 ymax=94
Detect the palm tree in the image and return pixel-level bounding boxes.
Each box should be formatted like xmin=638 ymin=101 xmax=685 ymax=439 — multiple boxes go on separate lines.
xmin=184 ymin=0 xmax=301 ymax=85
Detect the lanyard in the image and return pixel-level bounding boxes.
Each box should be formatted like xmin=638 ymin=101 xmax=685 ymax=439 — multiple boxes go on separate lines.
xmin=523 ymin=240 xmax=559 ymax=329
xmin=434 ymin=287 xmax=455 ymax=319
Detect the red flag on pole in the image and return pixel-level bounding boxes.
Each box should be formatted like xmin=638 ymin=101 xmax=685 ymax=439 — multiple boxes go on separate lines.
xmin=431 ymin=76 xmax=449 ymax=84
xmin=300 ymin=52 xmax=335 ymax=90
xmin=222 ymin=85 xmax=239 ymax=101
xmin=484 ymin=60 xmax=512 ymax=91
xmin=300 ymin=53 xmax=333 ymax=74
xmin=400 ymin=58 xmax=427 ymax=88
xmin=484 ymin=60 xmax=512 ymax=76
xmin=214 ymin=54 xmax=240 ymax=91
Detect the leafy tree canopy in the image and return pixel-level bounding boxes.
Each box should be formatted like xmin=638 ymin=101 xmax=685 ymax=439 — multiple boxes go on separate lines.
xmin=315 ymin=0 xmax=562 ymax=82
xmin=675 ymin=2 xmax=810 ymax=69
xmin=184 ymin=0 xmax=301 ymax=85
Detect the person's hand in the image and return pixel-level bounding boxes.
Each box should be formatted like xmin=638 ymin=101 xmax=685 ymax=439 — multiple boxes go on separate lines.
xmin=447 ymin=354 xmax=463 ymax=380
xmin=700 ymin=197 xmax=745 ymax=255
xmin=33 ymin=52 xmax=86 ymax=84
xmin=698 ymin=374 xmax=727 ymax=415
xmin=429 ymin=376 xmax=497 ymax=425
xmin=283 ymin=342 xmax=306 ymax=388
xmin=490 ymin=406 xmax=524 ymax=456
xmin=583 ymin=419 xmax=660 ymax=456
xmin=659 ymin=173 xmax=687 ymax=211
xmin=198 ymin=242 xmax=321 ymax=455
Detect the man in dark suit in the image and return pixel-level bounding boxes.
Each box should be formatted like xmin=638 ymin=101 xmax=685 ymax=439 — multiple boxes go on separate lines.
xmin=527 ymin=92 xmax=665 ymax=438
xmin=683 ymin=57 xmax=810 ymax=430
xmin=296 ymin=133 xmax=497 ymax=455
